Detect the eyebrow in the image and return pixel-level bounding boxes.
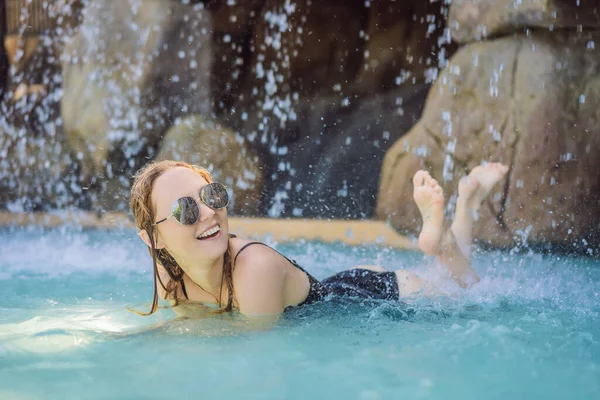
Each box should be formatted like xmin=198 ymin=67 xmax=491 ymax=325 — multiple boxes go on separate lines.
xmin=168 ymin=184 xmax=209 ymax=204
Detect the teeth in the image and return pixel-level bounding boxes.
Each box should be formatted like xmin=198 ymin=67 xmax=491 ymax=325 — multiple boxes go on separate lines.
xmin=198 ymin=226 xmax=220 ymax=239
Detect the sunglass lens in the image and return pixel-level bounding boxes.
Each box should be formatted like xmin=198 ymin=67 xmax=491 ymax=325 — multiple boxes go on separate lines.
xmin=172 ymin=197 xmax=200 ymax=225
xmin=201 ymin=183 xmax=229 ymax=209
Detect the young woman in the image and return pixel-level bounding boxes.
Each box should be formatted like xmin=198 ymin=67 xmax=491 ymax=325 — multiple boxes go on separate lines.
xmin=129 ymin=160 xmax=508 ymax=319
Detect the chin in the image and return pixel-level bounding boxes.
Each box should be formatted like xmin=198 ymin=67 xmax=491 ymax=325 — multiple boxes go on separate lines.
xmin=195 ymin=228 xmax=229 ymax=255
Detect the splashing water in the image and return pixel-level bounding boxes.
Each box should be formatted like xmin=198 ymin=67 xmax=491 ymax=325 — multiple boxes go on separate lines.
xmin=0 ymin=228 xmax=598 ymax=399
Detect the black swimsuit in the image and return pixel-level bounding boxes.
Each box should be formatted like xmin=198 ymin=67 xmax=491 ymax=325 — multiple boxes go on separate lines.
xmin=234 ymin=242 xmax=400 ymax=308
xmin=179 ymin=240 xmax=400 ymax=308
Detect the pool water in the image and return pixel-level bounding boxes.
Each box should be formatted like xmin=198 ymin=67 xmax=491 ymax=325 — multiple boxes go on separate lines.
xmin=0 ymin=227 xmax=599 ymax=399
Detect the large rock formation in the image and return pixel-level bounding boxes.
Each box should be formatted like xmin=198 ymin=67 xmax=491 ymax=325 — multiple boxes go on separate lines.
xmin=0 ymin=0 xmax=87 ymax=211
xmin=0 ymin=0 xmax=8 ymax=98
xmin=155 ymin=115 xmax=265 ymax=216
xmin=265 ymin=84 xmax=430 ymax=218
xmin=61 ymin=0 xmax=213 ymax=210
xmin=377 ymin=30 xmax=600 ymax=251
xmin=0 ymin=1 xmax=467 ymax=223
xmin=449 ymin=0 xmax=600 ymax=44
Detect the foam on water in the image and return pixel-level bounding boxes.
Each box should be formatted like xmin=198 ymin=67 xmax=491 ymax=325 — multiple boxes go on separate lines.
xmin=0 ymin=227 xmax=599 ymax=399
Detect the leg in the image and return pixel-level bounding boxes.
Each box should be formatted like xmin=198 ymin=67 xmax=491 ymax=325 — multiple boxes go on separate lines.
xmin=413 ymin=171 xmax=479 ymax=289
xmin=347 ymin=265 xmax=427 ymax=298
xmin=352 ymin=265 xmax=429 ymax=298
xmin=451 ymin=163 xmax=509 ymax=260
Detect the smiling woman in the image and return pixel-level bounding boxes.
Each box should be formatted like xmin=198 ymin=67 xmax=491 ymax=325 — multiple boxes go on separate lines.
xmin=129 ymin=159 xmax=507 ymax=321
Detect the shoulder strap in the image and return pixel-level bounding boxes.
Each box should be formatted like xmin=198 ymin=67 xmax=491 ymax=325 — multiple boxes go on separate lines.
xmin=234 ymin=241 xmax=268 ymax=265
xmin=233 ymin=241 xmax=302 ymax=268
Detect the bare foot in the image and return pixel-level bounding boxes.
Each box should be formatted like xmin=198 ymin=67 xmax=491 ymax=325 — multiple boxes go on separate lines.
xmin=452 ymin=162 xmax=509 ymax=258
xmin=413 ymin=170 xmax=445 ymax=256
xmin=458 ymin=162 xmax=509 ymax=214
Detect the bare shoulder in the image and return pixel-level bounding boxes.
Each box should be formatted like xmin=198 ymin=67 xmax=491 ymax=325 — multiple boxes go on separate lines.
xmin=229 ymin=237 xmax=287 ymax=272
xmin=229 ymin=238 xmax=288 ymax=315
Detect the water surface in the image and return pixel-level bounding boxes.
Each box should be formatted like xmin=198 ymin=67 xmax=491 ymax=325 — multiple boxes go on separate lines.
xmin=0 ymin=227 xmax=598 ymax=399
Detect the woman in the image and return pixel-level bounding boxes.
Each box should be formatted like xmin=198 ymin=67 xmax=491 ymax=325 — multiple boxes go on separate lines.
xmin=130 ymin=160 xmax=508 ymax=319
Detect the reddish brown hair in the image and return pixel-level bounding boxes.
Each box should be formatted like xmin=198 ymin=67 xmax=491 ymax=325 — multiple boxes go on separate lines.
xmin=129 ymin=160 xmax=235 ymax=315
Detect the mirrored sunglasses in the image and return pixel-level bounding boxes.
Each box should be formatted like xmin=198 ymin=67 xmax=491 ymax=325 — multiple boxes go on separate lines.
xmin=153 ymin=182 xmax=229 ymax=226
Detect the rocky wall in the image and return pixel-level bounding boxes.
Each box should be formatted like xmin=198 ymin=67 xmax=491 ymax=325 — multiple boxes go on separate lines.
xmin=0 ymin=0 xmax=8 ymax=97
xmin=0 ymin=0 xmax=452 ymax=216
xmin=377 ymin=0 xmax=600 ymax=252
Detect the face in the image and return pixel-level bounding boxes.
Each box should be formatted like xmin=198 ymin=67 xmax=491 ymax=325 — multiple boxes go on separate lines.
xmin=150 ymin=167 xmax=230 ymax=268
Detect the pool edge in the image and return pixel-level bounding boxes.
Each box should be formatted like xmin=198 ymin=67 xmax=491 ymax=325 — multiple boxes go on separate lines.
xmin=0 ymin=211 xmax=419 ymax=250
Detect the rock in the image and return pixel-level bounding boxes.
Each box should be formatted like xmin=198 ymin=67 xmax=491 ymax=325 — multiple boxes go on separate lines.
xmin=208 ymin=0 xmax=266 ymax=116
xmin=377 ymin=32 xmax=600 ymax=251
xmin=263 ymin=84 xmax=429 ymax=218
xmin=155 ymin=115 xmax=264 ymax=216
xmin=0 ymin=2 xmax=7 ymax=97
xmin=219 ymin=0 xmax=369 ymax=141
xmin=0 ymin=6 xmax=87 ymax=211
xmin=449 ymin=0 xmax=600 ymax=44
xmin=3 ymin=0 xmax=85 ymax=72
xmin=0 ymin=90 xmax=85 ymax=211
xmin=60 ymin=0 xmax=213 ymax=208
xmin=354 ymin=0 xmax=457 ymax=93
xmin=212 ymin=0 xmax=457 ymax=149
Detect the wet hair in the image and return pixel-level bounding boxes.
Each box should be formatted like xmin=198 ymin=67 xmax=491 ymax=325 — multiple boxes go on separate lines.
xmin=129 ymin=160 xmax=235 ymax=315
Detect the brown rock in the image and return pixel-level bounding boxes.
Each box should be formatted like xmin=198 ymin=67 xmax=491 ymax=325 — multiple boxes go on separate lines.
xmin=354 ymin=0 xmax=457 ymax=93
xmin=208 ymin=0 xmax=265 ymax=115
xmin=156 ymin=115 xmax=265 ymax=216
xmin=0 ymin=0 xmax=85 ymax=211
xmin=377 ymin=32 xmax=600 ymax=250
xmin=450 ymin=0 xmax=600 ymax=44
xmin=61 ymin=0 xmax=212 ymax=181
xmin=0 ymin=91 xmax=81 ymax=210
xmin=263 ymin=84 xmax=429 ymax=219
xmin=223 ymin=0 xmax=368 ymax=139
xmin=3 ymin=0 xmax=85 ymax=71
xmin=0 ymin=0 xmax=7 ymax=96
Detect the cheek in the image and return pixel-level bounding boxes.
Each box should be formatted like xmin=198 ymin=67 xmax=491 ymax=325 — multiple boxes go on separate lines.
xmin=160 ymin=224 xmax=192 ymax=250
xmin=217 ymin=210 xmax=229 ymax=231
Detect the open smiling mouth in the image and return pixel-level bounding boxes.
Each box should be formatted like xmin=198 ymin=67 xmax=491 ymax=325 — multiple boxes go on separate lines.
xmin=197 ymin=225 xmax=220 ymax=240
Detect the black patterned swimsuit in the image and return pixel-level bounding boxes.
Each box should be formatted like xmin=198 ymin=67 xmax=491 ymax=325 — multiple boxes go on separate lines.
xmin=233 ymin=242 xmax=400 ymax=308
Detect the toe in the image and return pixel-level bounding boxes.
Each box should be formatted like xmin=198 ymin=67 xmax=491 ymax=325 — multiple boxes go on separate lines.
xmin=493 ymin=164 xmax=508 ymax=175
xmin=413 ymin=170 xmax=428 ymax=186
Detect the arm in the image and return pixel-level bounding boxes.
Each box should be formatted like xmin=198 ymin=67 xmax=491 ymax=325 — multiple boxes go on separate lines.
xmin=232 ymin=245 xmax=288 ymax=328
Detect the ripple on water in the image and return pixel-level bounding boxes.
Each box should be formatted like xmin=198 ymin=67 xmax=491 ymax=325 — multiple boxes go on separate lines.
xmin=0 ymin=228 xmax=599 ymax=399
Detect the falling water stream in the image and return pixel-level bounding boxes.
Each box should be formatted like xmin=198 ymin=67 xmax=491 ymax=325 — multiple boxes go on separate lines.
xmin=1 ymin=1 xmax=599 ymax=399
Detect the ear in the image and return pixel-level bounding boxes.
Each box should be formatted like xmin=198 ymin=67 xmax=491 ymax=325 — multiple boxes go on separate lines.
xmin=138 ymin=228 xmax=166 ymax=250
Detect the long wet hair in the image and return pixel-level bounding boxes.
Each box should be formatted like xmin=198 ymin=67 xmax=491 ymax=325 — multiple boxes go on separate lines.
xmin=129 ymin=160 xmax=235 ymax=315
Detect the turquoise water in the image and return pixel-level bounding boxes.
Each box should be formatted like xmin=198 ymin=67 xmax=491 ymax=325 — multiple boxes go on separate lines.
xmin=0 ymin=227 xmax=599 ymax=400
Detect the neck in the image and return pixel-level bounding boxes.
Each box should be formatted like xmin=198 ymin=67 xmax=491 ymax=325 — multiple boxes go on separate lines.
xmin=179 ymin=253 xmax=226 ymax=297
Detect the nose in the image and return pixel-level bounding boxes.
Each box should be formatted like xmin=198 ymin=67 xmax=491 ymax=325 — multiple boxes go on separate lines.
xmin=197 ymin=200 xmax=215 ymax=222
